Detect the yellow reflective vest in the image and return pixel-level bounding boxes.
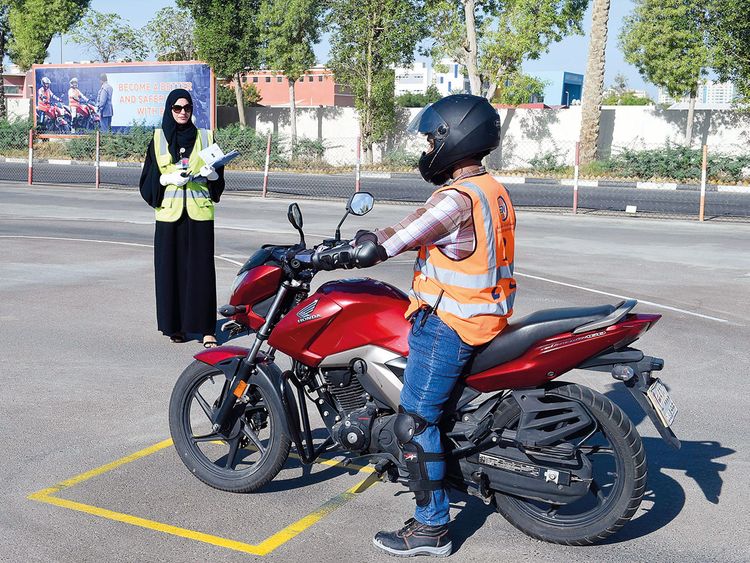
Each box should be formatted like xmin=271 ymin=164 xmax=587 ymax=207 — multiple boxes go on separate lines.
xmin=153 ymin=128 xmax=214 ymax=222
xmin=406 ymin=174 xmax=517 ymax=346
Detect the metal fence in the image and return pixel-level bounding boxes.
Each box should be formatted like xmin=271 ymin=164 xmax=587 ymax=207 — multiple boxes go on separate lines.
xmin=2 ymin=126 xmax=749 ymax=221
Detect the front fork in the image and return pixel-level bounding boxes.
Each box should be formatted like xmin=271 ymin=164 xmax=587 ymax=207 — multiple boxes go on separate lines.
xmin=211 ymin=282 xmax=293 ymax=432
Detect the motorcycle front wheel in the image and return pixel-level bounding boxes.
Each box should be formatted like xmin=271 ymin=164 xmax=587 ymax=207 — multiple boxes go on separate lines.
xmin=493 ymin=382 xmax=647 ymax=545
xmin=169 ymin=360 xmax=291 ymax=493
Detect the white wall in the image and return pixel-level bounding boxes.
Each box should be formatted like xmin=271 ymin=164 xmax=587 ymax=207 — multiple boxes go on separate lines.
xmin=6 ymin=98 xmax=31 ymax=121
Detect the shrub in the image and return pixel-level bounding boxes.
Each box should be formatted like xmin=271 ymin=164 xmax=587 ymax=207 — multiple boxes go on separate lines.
xmin=606 ymin=143 xmax=750 ymax=182
xmin=528 ymin=150 xmax=568 ymax=173
xmin=214 ymin=125 xmax=286 ymax=168
xmin=0 ymin=118 xmax=32 ymax=153
xmin=292 ymin=137 xmax=326 ymax=163
xmin=381 ymin=148 xmax=420 ymax=169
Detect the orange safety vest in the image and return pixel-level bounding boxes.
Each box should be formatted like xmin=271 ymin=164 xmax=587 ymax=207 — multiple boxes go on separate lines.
xmin=406 ymin=174 xmax=517 ymax=346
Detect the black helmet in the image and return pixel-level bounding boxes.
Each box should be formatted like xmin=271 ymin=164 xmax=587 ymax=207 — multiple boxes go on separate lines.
xmin=408 ymin=94 xmax=501 ymax=185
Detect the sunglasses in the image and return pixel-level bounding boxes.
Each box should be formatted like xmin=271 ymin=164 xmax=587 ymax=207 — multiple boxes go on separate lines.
xmin=171 ymin=103 xmax=193 ymax=113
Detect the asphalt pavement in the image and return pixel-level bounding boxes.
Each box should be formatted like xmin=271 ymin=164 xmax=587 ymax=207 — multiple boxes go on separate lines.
xmin=2 ymin=162 xmax=749 ymax=218
xmin=0 ymin=183 xmax=749 ymax=562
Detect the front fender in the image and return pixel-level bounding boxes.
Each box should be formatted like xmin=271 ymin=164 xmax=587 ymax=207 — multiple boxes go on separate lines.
xmin=194 ymin=345 xmax=250 ymax=367
xmin=194 ymin=346 xmax=290 ymax=436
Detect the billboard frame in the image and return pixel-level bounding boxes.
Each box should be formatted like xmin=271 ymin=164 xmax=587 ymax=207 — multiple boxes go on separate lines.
xmin=31 ymin=60 xmax=216 ymax=136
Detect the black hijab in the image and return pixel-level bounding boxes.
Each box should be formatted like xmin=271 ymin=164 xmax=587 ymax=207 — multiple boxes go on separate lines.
xmin=162 ymin=88 xmax=197 ymax=162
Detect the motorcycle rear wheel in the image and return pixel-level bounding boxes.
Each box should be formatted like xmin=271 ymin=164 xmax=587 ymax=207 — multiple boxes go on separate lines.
xmin=169 ymin=360 xmax=291 ymax=493
xmin=493 ymin=382 xmax=647 ymax=545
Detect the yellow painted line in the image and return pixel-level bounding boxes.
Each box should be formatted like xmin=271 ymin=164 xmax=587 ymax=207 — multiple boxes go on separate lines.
xmin=27 ymin=438 xmax=378 ymax=556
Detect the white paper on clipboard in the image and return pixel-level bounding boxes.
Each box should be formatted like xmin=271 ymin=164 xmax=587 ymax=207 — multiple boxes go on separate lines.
xmin=198 ymin=143 xmax=241 ymax=168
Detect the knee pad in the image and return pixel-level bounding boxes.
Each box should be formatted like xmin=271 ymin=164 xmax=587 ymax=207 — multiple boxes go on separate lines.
xmin=394 ymin=409 xmax=443 ymax=507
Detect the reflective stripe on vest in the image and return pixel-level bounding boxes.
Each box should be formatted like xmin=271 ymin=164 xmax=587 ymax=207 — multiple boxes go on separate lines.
xmin=153 ymin=128 xmax=214 ymax=222
xmin=407 ymin=175 xmax=517 ymax=346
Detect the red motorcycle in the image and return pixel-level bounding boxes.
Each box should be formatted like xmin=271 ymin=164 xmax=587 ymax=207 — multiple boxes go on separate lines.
xmin=169 ymin=193 xmax=679 ymax=545
xmin=72 ymin=98 xmax=100 ymax=131
xmin=36 ymin=102 xmax=71 ymax=134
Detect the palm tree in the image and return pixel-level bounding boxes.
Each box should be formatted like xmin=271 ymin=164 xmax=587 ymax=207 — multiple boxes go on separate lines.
xmin=579 ymin=0 xmax=611 ymax=165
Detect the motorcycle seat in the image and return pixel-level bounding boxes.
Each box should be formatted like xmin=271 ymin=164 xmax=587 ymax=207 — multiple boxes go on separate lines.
xmin=466 ymin=303 xmax=621 ymax=375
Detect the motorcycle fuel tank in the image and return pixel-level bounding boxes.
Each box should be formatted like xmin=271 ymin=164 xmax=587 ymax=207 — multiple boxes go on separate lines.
xmin=268 ymin=278 xmax=411 ymax=366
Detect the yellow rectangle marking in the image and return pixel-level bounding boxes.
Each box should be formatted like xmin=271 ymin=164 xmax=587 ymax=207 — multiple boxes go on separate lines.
xmin=28 ymin=438 xmax=378 ymax=556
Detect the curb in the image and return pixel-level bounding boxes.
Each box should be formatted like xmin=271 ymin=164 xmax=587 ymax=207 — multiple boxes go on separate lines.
xmin=0 ymin=156 xmax=143 ymax=168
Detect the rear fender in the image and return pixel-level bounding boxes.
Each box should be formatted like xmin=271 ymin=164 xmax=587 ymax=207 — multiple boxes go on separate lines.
xmin=580 ymin=348 xmax=680 ymax=450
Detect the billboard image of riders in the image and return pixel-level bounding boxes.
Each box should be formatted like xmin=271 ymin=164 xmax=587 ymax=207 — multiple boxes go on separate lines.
xmin=68 ymin=77 xmax=94 ymax=132
xmin=32 ymin=62 xmax=214 ymax=135
xmin=36 ymin=77 xmax=72 ymax=133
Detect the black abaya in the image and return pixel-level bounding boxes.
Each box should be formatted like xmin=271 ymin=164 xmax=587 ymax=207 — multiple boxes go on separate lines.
xmin=139 ymin=89 xmax=225 ymax=338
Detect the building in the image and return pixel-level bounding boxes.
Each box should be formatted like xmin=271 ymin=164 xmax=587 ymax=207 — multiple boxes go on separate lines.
xmin=394 ymin=62 xmax=431 ymax=95
xmin=531 ymin=71 xmax=584 ymax=106
xmin=658 ymin=80 xmax=738 ymax=106
xmin=237 ymin=65 xmax=354 ymax=107
xmin=394 ymin=59 xmax=470 ymax=97
xmin=1 ymin=64 xmax=31 ymax=98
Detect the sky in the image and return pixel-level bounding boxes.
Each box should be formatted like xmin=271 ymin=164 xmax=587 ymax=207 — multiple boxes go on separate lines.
xmin=41 ymin=0 xmax=655 ymax=97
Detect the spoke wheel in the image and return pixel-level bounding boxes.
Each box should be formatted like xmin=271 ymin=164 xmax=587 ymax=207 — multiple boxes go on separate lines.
xmin=169 ymin=360 xmax=290 ymax=493
xmin=493 ymin=382 xmax=647 ymax=545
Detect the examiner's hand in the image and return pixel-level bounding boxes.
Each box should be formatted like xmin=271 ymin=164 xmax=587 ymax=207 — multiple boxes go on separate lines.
xmin=159 ymin=172 xmax=189 ymax=187
xmin=199 ymin=164 xmax=219 ymax=181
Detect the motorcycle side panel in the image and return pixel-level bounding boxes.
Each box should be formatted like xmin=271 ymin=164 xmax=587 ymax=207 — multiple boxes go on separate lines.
xmin=465 ymin=316 xmax=658 ymax=392
xmin=230 ymin=265 xmax=283 ymax=330
xmin=268 ymin=278 xmax=411 ymax=366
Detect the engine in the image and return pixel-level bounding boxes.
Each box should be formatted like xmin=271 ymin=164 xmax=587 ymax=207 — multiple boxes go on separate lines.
xmin=332 ymin=404 xmax=377 ymax=451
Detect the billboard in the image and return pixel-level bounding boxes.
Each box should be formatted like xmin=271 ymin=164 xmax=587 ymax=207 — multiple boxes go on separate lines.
xmin=32 ymin=61 xmax=215 ymax=135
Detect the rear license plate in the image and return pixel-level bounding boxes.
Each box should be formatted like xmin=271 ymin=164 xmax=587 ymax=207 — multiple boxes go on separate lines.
xmin=646 ymin=378 xmax=678 ymax=427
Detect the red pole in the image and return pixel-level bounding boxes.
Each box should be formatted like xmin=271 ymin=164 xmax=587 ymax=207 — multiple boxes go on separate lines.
xmin=262 ymin=132 xmax=272 ymax=197
xmin=355 ymin=136 xmax=361 ymax=193
xmin=699 ymin=144 xmax=707 ymax=222
xmin=27 ymin=129 xmax=34 ymax=185
xmin=95 ymin=130 xmax=101 ymax=189
xmin=573 ymin=141 xmax=580 ymax=214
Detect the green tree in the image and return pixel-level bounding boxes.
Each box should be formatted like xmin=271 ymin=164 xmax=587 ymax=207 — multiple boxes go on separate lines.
xmin=395 ymin=84 xmax=443 ymax=107
xmin=258 ymin=0 xmax=322 ymax=149
xmin=602 ymin=90 xmax=652 ymax=105
xmin=178 ymin=0 xmax=262 ymax=128
xmin=0 ymin=2 xmax=9 ymax=119
xmin=328 ymin=0 xmax=426 ymax=163
xmin=708 ymin=0 xmax=750 ymax=103
xmin=144 ymin=7 xmax=197 ymax=62
xmin=217 ymin=82 xmax=262 ymax=106
xmin=621 ymin=0 xmax=710 ymax=145
xmin=6 ymin=0 xmax=90 ymax=70
xmin=68 ymin=10 xmax=147 ymax=62
xmin=426 ymin=0 xmax=587 ymax=99
xmin=579 ymin=0 xmax=610 ymax=164
xmin=491 ymin=72 xmax=547 ymax=105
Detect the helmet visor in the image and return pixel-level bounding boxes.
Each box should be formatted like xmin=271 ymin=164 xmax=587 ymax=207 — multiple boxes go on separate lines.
xmin=407 ymin=104 xmax=448 ymax=136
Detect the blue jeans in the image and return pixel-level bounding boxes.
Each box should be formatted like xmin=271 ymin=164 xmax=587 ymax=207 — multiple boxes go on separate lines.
xmin=400 ymin=309 xmax=475 ymax=526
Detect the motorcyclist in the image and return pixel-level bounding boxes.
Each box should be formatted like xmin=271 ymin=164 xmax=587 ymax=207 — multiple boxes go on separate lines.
xmin=37 ymin=77 xmax=61 ymax=128
xmin=324 ymin=94 xmax=517 ymax=557
xmin=67 ymin=77 xmax=90 ymax=131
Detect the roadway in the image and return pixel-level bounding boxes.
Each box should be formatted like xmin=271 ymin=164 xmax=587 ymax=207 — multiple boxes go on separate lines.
xmin=2 ymin=161 xmax=749 ymax=218
xmin=0 ymin=184 xmax=748 ymax=561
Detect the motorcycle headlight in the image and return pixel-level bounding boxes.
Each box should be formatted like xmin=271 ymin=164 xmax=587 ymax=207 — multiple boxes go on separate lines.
xmin=230 ymin=270 xmax=250 ymax=295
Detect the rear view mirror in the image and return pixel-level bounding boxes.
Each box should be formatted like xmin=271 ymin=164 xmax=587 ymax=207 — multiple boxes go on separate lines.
xmin=287 ymin=203 xmax=303 ymax=229
xmin=347 ymin=192 xmax=374 ymax=216
xmin=287 ymin=203 xmax=305 ymax=246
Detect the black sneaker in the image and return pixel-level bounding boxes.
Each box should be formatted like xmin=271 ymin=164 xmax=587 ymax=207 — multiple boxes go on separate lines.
xmin=373 ymin=518 xmax=452 ymax=557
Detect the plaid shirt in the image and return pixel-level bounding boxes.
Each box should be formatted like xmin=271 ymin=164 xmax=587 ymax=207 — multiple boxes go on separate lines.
xmin=376 ymin=189 xmax=475 ymax=259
